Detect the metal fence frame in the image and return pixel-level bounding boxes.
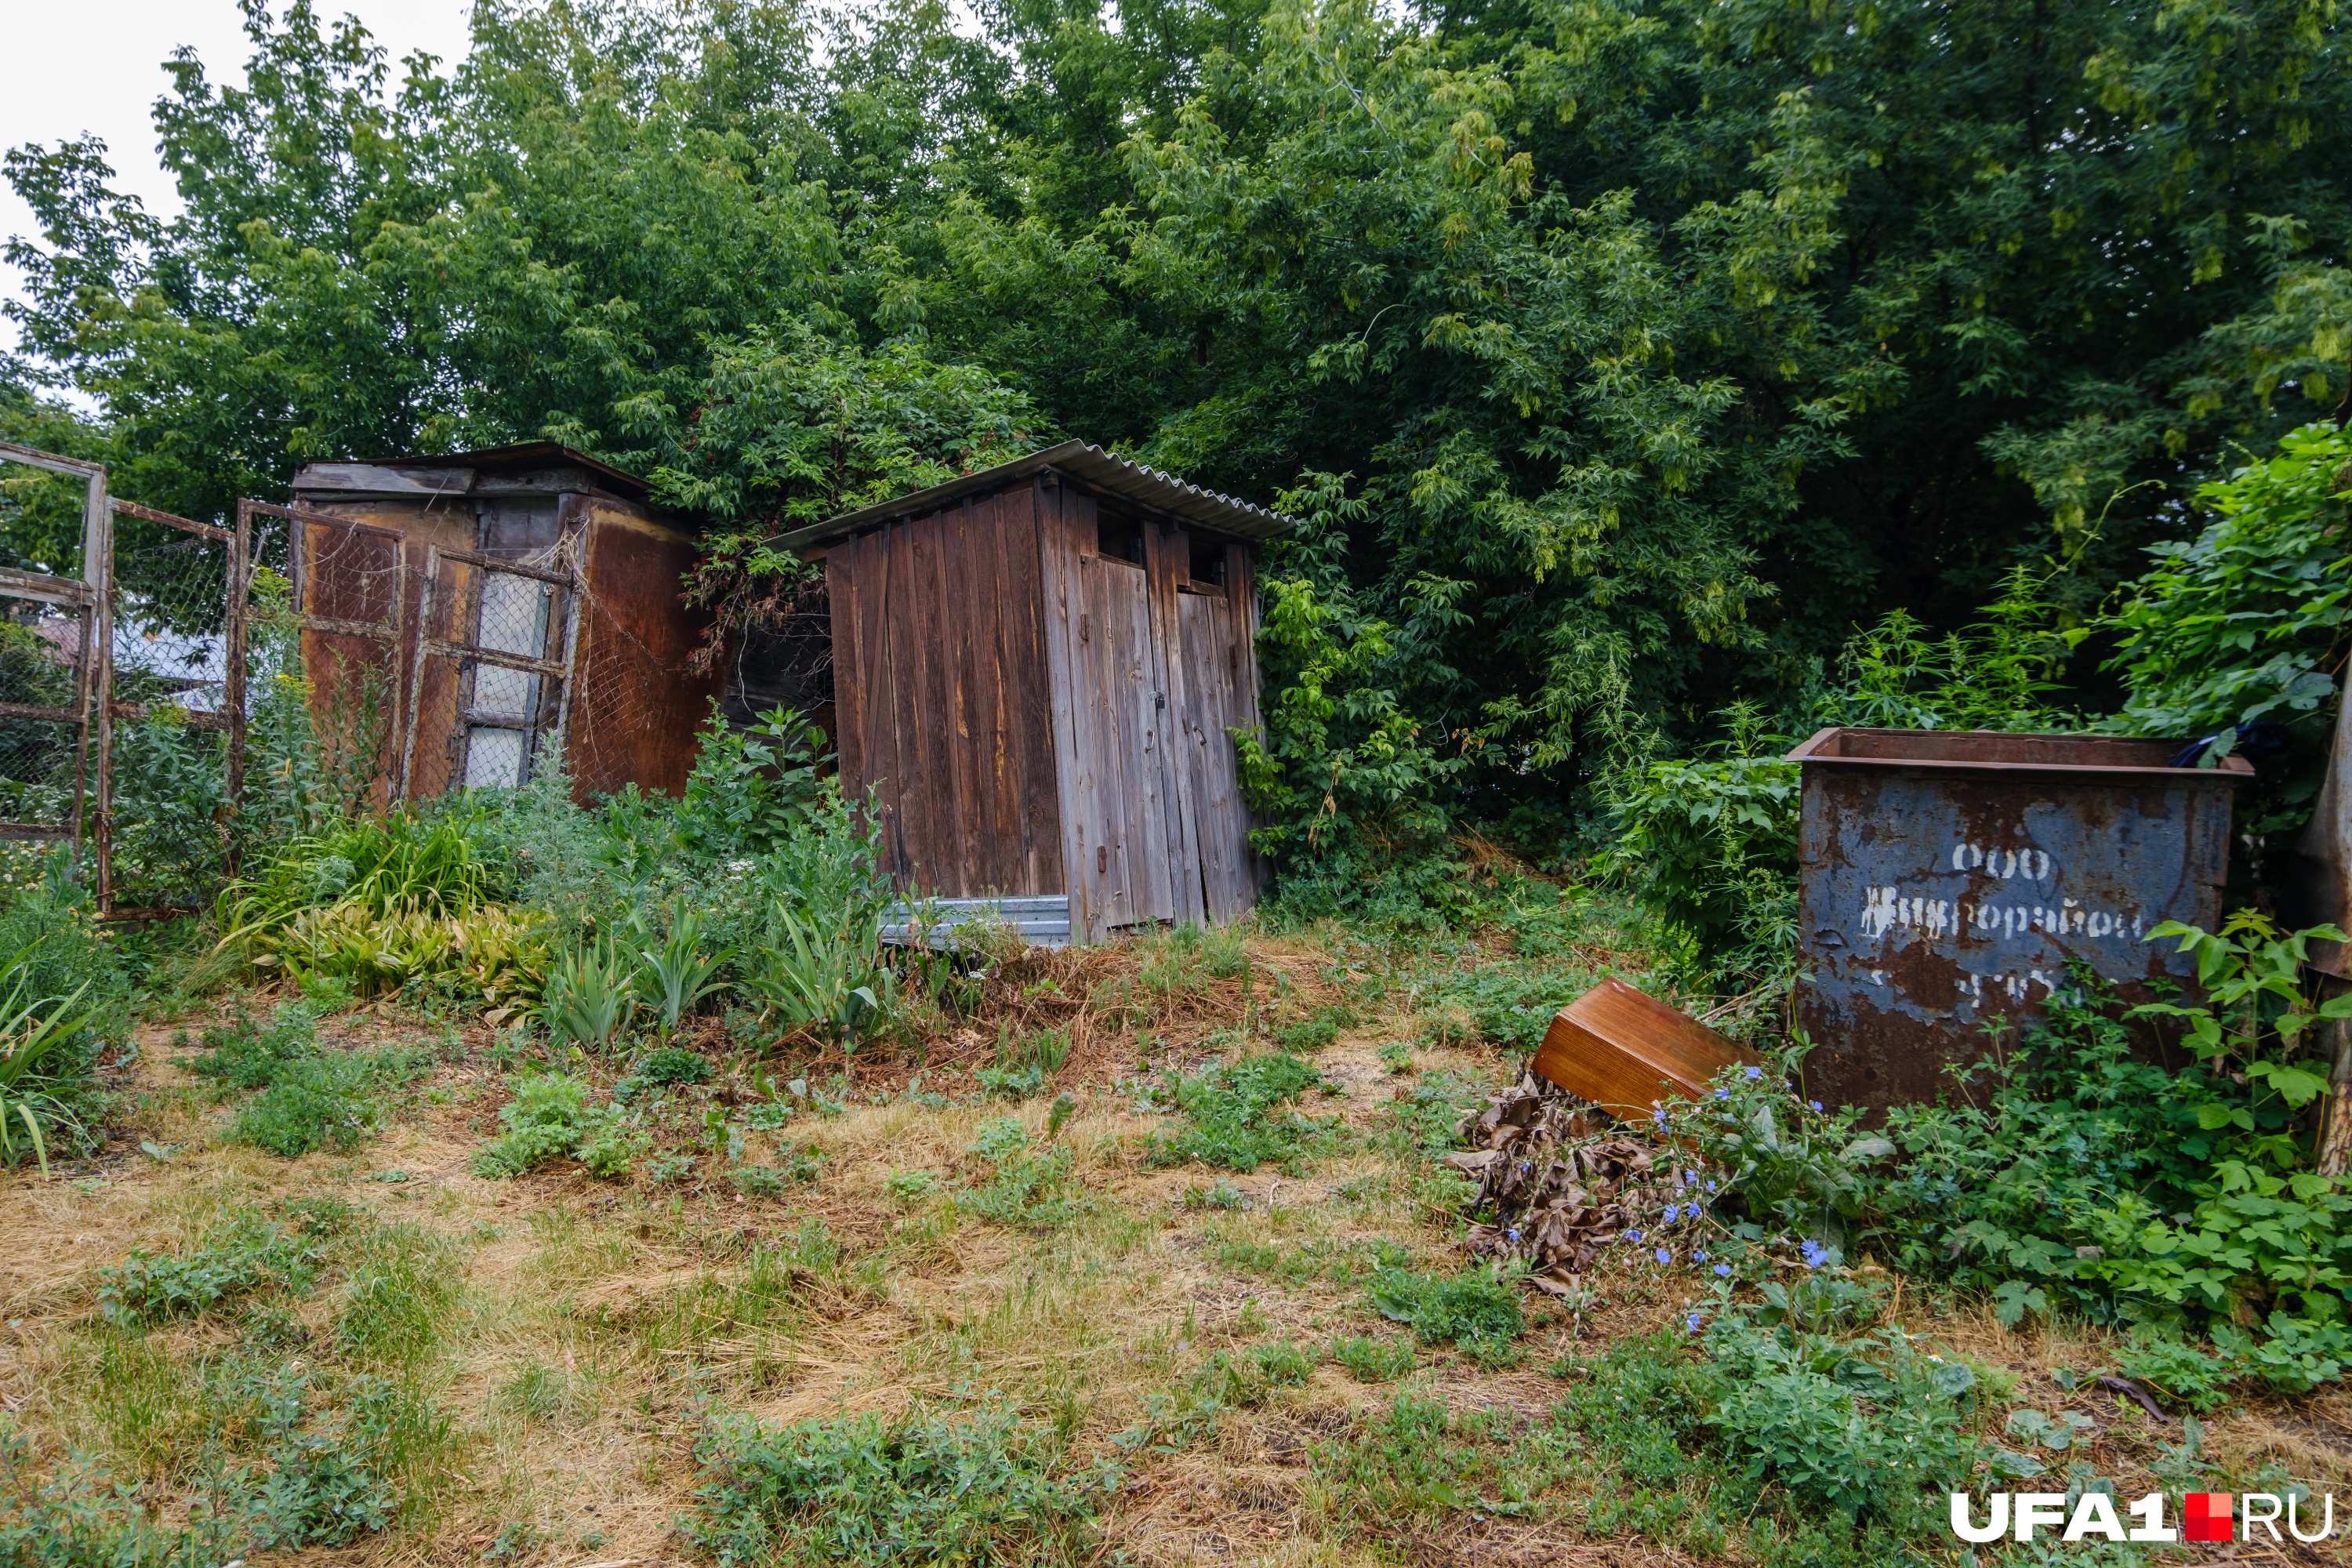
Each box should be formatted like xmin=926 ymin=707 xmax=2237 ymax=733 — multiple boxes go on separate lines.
xmin=2 ymin=441 xmax=263 ymax=915
xmin=0 ymin=439 xmax=107 ymax=863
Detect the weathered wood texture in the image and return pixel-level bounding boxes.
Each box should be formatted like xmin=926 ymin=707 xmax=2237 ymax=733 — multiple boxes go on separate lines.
xmin=1174 ymin=541 xmax=1261 ymax=920
xmin=826 ymin=470 xmax=1264 ymax=938
xmin=826 ymin=489 xmax=1065 ymax=898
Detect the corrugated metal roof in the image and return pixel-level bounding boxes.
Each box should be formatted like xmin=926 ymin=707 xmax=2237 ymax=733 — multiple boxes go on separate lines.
xmin=771 ymin=439 xmax=1290 ymax=550
xmin=296 ymin=442 xmax=659 ymax=503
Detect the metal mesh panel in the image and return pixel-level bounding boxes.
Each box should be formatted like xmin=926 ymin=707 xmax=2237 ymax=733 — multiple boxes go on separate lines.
xmin=0 ymin=586 xmax=88 ymax=838
xmin=106 ymin=506 xmax=234 ymax=909
xmin=0 ymin=449 xmax=97 ymax=861
xmin=281 ymin=507 xmax=405 ymax=818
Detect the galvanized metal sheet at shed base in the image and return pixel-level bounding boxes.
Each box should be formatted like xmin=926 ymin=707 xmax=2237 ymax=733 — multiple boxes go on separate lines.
xmin=1790 ymin=728 xmax=2250 ymax=1114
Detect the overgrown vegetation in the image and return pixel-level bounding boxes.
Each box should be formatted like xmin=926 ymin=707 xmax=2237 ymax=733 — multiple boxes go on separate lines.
xmin=4 ymin=2 xmax=2351 ymax=1559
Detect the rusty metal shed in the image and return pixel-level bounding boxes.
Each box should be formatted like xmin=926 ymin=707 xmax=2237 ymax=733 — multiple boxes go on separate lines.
xmin=288 ymin=444 xmax=721 ymax=803
xmin=776 ymin=441 xmax=1287 ymax=943
xmin=1790 ymin=727 xmax=2249 ymax=1114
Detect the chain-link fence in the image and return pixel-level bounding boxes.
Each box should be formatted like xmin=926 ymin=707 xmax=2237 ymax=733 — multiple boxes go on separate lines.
xmin=4 ymin=439 xmax=731 ymax=915
xmin=104 ymin=500 xmax=238 ymax=911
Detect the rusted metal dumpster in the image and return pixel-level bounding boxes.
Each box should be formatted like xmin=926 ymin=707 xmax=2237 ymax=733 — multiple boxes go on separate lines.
xmin=1790 ymin=728 xmax=2249 ymax=1113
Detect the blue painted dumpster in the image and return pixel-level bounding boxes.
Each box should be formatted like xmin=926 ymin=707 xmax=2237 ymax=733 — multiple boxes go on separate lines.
xmin=1789 ymin=728 xmax=2249 ymax=1112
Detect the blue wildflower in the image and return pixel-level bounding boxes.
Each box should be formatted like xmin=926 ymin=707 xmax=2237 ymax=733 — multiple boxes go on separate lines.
xmin=1686 ymin=1312 xmax=1703 ymax=1333
xmin=1655 ymin=1247 xmax=1671 ymax=1264
xmin=1713 ymin=1087 xmax=1730 ymax=1100
xmin=1706 ymin=1180 xmax=1718 ymax=1192
xmin=1808 ymin=1100 xmax=1824 ymax=1112
xmin=1506 ymin=1228 xmax=1520 ymax=1241
xmin=1693 ymin=1249 xmax=1708 ymax=1262
xmin=1800 ymin=1240 xmax=1829 ymax=1269
xmin=1744 ymin=1065 xmax=1762 ymax=1080
xmin=1713 ymin=1263 xmax=1733 ymax=1277
xmin=1625 ymin=1229 xmax=1642 ymax=1243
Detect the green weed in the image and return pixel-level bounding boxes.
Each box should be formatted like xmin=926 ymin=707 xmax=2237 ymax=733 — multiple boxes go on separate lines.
xmin=98 ymin=1218 xmax=317 ymax=1324
xmin=1365 ymin=1265 xmax=1524 ymax=1353
xmin=1253 ymin=1340 xmax=1316 ymax=1385
xmin=1147 ymin=1053 xmax=1334 ymax=1174
xmin=471 ymin=1071 xmax=645 ymax=1179
xmin=957 ymin=1121 xmax=1088 ymax=1232
xmin=195 ymin=1003 xmax=430 ymax=1158
xmin=1330 ymin=1335 xmax=1416 ymax=1381
xmin=334 ymin=1223 xmax=463 ymax=1370
xmin=1309 ymin=1394 xmax=1572 ymax=1527
xmin=687 ymin=1403 xmax=1112 ymax=1566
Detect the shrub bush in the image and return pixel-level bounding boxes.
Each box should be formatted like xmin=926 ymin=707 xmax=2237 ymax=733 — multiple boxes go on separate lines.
xmin=1694 ymin=1313 xmax=1985 ymax=1526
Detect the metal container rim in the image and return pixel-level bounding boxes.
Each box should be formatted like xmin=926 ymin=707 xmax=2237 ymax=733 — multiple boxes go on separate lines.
xmin=1787 ymin=725 xmax=2254 ymax=782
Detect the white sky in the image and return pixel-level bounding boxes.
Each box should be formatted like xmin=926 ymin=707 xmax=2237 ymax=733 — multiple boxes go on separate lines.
xmin=1 ymin=0 xmax=477 ymax=365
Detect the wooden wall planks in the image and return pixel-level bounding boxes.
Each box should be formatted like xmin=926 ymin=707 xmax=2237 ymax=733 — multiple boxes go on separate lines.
xmin=823 ymin=471 xmax=1264 ymax=934
xmin=827 ymin=492 xmax=1065 ymax=900
xmin=1176 ymin=585 xmax=1253 ymax=919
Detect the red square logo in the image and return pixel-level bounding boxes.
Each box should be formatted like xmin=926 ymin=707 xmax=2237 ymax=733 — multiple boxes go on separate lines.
xmin=2184 ymin=1493 xmax=2233 ymax=1543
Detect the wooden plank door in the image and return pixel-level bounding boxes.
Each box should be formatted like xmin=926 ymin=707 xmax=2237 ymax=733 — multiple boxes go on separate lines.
xmin=1174 ymin=557 xmax=1257 ymax=920
xmin=1040 ymin=487 xmax=1181 ymax=939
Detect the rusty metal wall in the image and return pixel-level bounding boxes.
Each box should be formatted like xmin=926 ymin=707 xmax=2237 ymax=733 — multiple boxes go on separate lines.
xmin=1791 ymin=727 xmax=2248 ymax=1113
xmin=564 ymin=499 xmax=724 ymax=800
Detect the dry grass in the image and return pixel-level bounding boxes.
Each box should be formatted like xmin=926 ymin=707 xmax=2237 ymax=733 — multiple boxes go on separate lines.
xmin=2 ymin=924 xmax=2349 ymax=1568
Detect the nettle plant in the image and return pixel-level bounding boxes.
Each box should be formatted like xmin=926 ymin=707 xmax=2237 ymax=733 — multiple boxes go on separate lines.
xmin=2132 ymin=913 xmax=2349 ymax=1134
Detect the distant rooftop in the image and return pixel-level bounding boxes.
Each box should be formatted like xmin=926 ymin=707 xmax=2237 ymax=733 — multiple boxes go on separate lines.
xmin=774 ymin=440 xmax=1290 ymax=549
xmin=291 ymin=442 xmax=657 ymax=504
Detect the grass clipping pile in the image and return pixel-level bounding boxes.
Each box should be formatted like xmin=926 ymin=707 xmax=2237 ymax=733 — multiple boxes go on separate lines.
xmin=1450 ymin=1075 xmax=1711 ymax=1291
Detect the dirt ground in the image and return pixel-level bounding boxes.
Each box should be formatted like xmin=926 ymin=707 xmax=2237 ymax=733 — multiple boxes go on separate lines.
xmin=4 ymin=931 xmax=2350 ymax=1566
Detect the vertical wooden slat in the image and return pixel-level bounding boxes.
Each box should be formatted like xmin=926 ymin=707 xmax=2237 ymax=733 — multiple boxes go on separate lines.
xmin=935 ymin=503 xmax=984 ymax=898
xmin=995 ymin=486 xmax=1062 ymax=895
xmin=963 ymin=494 xmax=1014 ymax=894
xmin=1104 ymin=539 xmax=1168 ymax=924
xmin=1178 ymin=590 xmax=1240 ymax=919
xmin=824 ymin=546 xmax=864 ymax=803
xmin=887 ymin=518 xmax=937 ymax=891
xmin=1034 ymin=480 xmax=1094 ymax=935
xmin=1145 ymin=525 xmax=1203 ymax=924
xmin=1072 ymin=494 xmax=1140 ymax=932
xmin=866 ymin=526 xmax=909 ymax=880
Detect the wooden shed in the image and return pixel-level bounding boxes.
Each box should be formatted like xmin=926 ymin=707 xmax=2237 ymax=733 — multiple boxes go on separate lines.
xmin=776 ymin=441 xmax=1287 ymax=944
xmin=287 ymin=444 xmax=722 ymax=803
